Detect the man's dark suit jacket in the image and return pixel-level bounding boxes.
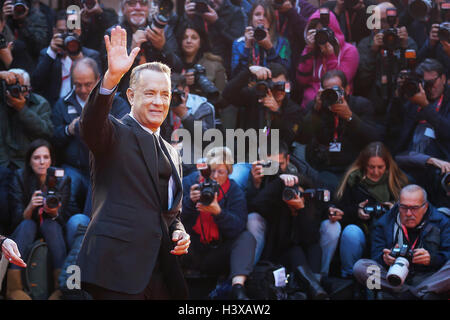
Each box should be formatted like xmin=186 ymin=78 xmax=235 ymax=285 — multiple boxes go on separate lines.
xmin=76 ymin=81 xmax=188 ymax=298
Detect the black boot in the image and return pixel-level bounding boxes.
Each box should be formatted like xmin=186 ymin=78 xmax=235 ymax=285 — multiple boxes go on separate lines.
xmin=295 ymin=266 xmax=329 ymax=300
xmin=231 ymin=284 xmax=250 ymax=300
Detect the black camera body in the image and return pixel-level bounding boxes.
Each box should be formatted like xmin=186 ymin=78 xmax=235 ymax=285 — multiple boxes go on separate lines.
xmin=58 ymin=32 xmax=81 ymax=56
xmin=438 ymin=22 xmax=450 ymax=43
xmin=321 ymin=85 xmax=344 ymax=109
xmin=389 ymin=243 xmax=414 ymax=261
xmin=0 ymin=79 xmax=23 ymax=106
xmin=253 ymin=25 xmax=267 ymax=42
xmin=363 ymin=203 xmax=389 ymax=218
xmin=253 ymin=79 xmax=286 ymax=99
xmin=282 ymin=186 xmax=330 ymax=202
xmin=12 ymin=0 xmax=28 ymax=16
xmin=186 ymin=64 xmax=219 ymax=102
xmin=193 ymin=0 xmax=211 ymax=13
xmin=315 ymin=28 xmax=335 ymax=46
xmin=170 ymin=87 xmax=186 ymax=108
xmin=381 ymin=8 xmax=400 ymax=51
xmin=196 ymin=162 xmax=220 ymax=206
xmin=387 ymin=243 xmax=414 ymax=286
xmin=42 ymin=167 xmax=66 ymax=209
xmin=399 ymin=70 xmax=423 ymax=98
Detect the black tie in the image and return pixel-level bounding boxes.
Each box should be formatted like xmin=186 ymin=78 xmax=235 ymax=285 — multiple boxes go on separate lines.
xmin=154 ymin=134 xmax=172 ymax=211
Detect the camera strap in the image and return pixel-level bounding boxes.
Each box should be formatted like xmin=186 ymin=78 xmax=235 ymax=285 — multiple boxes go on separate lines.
xmin=252 ymin=46 xmax=261 ymax=66
xmin=344 ymin=10 xmax=357 ymax=43
xmin=275 ymin=11 xmax=288 ymax=36
xmin=400 ymin=224 xmax=419 ymax=250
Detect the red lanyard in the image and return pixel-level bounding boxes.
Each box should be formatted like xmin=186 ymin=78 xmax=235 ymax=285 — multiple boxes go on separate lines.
xmin=418 ymin=94 xmax=443 ymax=124
xmin=252 ymin=47 xmax=260 ymax=66
xmin=275 ymin=11 xmax=288 ymax=36
xmin=203 ymin=18 xmax=209 ymax=34
xmin=333 ymin=114 xmax=339 ymax=141
xmin=401 ymin=224 xmax=419 ymax=250
xmin=344 ymin=10 xmax=357 ymax=43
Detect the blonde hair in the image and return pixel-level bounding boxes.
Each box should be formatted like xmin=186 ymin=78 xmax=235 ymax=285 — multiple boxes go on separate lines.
xmin=206 ymin=146 xmax=234 ymax=174
xmin=129 ymin=62 xmax=171 ymax=90
xmin=336 ymin=142 xmax=408 ymax=200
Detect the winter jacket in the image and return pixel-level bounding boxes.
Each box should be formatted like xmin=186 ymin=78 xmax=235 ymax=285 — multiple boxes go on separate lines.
xmin=0 ymin=92 xmax=53 ymax=169
xmin=296 ymin=9 xmax=359 ymax=109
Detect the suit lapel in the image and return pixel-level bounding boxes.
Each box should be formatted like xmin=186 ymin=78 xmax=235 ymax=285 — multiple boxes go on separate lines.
xmin=160 ymin=137 xmax=183 ymax=210
xmin=122 ymin=115 xmax=162 ymax=206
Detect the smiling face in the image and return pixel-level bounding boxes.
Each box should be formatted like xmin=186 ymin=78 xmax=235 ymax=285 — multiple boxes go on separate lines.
xmin=30 ymin=146 xmax=52 ymax=177
xmin=127 ymin=69 xmax=171 ymax=132
xmin=123 ymin=0 xmax=150 ymax=28
xmin=182 ymin=28 xmax=201 ymax=58
xmin=252 ymin=5 xmax=270 ymax=29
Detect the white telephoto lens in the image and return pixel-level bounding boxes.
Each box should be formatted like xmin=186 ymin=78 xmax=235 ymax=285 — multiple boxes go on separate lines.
xmin=387 ymin=257 xmax=410 ymax=287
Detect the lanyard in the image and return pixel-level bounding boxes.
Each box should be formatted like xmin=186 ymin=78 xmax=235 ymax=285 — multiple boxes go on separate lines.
xmin=252 ymin=46 xmax=261 ymax=66
xmin=344 ymin=10 xmax=357 ymax=43
xmin=275 ymin=11 xmax=288 ymax=36
xmin=203 ymin=18 xmax=209 ymax=34
xmin=401 ymin=224 xmax=419 ymax=250
xmin=333 ymin=114 xmax=339 ymax=141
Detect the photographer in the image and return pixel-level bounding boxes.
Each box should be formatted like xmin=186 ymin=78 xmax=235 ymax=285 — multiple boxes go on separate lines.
xmin=298 ymin=69 xmax=383 ymax=192
xmin=2 ymin=0 xmax=48 ymax=65
xmin=231 ymin=0 xmax=291 ymax=78
xmin=387 ymin=58 xmax=450 ymax=208
xmin=355 ymin=2 xmax=417 ymax=116
xmin=177 ymin=23 xmax=225 ymax=102
xmin=418 ymin=22 xmax=450 ymax=79
xmin=160 ymin=73 xmax=216 ymax=176
xmin=31 ymin=10 xmax=102 ymax=108
xmin=319 ymin=142 xmax=408 ymax=277
xmin=183 ymin=0 xmax=245 ymax=76
xmin=181 ymin=147 xmax=256 ymax=300
xmin=79 ymin=0 xmax=119 ymax=53
xmin=247 ymin=142 xmax=329 ymax=299
xmin=51 ymin=57 xmax=129 ymax=216
xmin=0 ymin=69 xmax=53 ymax=170
xmin=104 ymin=0 xmax=182 ymax=97
xmin=222 ymin=63 xmax=303 ymax=147
xmin=354 ymin=185 xmax=450 ymax=299
xmin=296 ymin=7 xmax=359 ymax=109
xmin=7 ymin=139 xmax=73 ymax=300
xmin=321 ymin=0 xmax=374 ymax=45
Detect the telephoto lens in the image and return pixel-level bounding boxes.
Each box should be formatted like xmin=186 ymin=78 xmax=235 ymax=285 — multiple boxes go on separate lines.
xmin=320 ymin=85 xmax=344 ymax=108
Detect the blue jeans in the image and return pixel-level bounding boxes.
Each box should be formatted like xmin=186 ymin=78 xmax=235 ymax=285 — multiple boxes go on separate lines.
xmin=62 ymin=164 xmax=89 ymax=215
xmin=340 ymin=224 xmax=366 ymax=278
xmin=247 ymin=212 xmax=266 ymax=264
xmin=65 ymin=214 xmax=90 ymax=249
xmin=10 ymin=219 xmax=67 ymax=270
xmin=319 ymin=219 xmax=341 ymax=275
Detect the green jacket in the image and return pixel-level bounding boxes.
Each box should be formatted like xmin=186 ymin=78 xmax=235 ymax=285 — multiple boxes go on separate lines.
xmin=0 ymin=92 xmax=53 ymax=169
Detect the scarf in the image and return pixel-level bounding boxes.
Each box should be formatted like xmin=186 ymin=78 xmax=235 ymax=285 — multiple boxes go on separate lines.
xmin=348 ymin=169 xmax=392 ymax=203
xmin=192 ymin=177 xmax=230 ymax=244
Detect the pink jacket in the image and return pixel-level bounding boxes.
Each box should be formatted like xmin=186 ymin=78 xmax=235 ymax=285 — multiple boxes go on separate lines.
xmin=296 ymin=10 xmax=359 ymax=109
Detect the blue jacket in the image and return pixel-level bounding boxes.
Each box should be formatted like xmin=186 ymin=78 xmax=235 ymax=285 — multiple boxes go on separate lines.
xmin=371 ymin=204 xmax=450 ymax=273
xmin=182 ymin=171 xmax=247 ymax=240
xmin=31 ymin=46 xmax=102 ymax=108
xmin=51 ymin=89 xmax=130 ymax=173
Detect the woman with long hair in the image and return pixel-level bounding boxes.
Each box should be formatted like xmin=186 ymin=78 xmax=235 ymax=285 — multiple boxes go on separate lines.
xmin=231 ymin=0 xmax=291 ymax=77
xmin=320 ymin=142 xmax=409 ymax=277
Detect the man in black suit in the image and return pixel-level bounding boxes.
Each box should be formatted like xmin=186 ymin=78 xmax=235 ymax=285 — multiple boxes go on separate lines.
xmin=77 ymin=26 xmax=191 ymax=300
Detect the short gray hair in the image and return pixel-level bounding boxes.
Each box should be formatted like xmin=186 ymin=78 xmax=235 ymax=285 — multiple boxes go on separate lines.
xmin=8 ymin=68 xmax=30 ymax=86
xmin=400 ymin=184 xmax=428 ymax=203
xmin=71 ymin=57 xmax=100 ymax=80
xmin=129 ymin=62 xmax=171 ymax=90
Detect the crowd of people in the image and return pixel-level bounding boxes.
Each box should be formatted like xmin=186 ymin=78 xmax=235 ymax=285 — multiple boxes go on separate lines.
xmin=0 ymin=0 xmax=449 ymax=300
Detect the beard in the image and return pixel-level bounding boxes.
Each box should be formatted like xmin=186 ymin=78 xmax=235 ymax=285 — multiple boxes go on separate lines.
xmin=129 ymin=14 xmax=147 ymax=28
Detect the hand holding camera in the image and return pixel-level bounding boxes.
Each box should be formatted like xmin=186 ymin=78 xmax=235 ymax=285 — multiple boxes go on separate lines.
xmin=50 ymin=32 xmax=65 ymax=55
xmin=6 ymin=84 xmax=26 ymax=111
xmin=3 ymin=0 xmax=28 ymax=20
xmin=0 ymin=70 xmax=18 ymax=84
xmin=251 ymin=161 xmax=265 ymax=188
xmin=382 ymin=247 xmax=396 ymax=266
xmin=171 ymin=92 xmax=188 ymax=118
xmin=284 ymin=192 xmax=305 ymax=215
xmin=259 ymin=88 xmax=280 ymax=112
xmin=430 ymin=24 xmax=440 ymax=46
xmin=408 ymin=82 xmax=429 ymax=108
xmin=329 ymin=96 xmax=352 ymax=121
xmin=196 ymin=193 xmax=221 ymax=215
xmin=371 ymin=32 xmax=384 ymax=52
xmin=306 ymin=29 xmax=316 ymax=49
xmin=328 ymin=206 xmax=344 ymax=223
xmin=131 ymin=29 xmax=148 ymax=51
xmin=145 ymin=25 xmax=166 ymax=51
xmin=249 ymin=65 xmax=271 ymax=80
xmin=244 ymin=26 xmax=255 ymax=48
xmin=412 ymin=248 xmax=431 ymax=266
xmin=357 ymin=199 xmax=371 ymax=220
xmin=279 ymin=174 xmax=299 ymax=187
xmin=202 ymin=4 xmax=218 ymax=24
xmin=254 ymin=25 xmax=273 ymax=50
xmin=184 ymin=0 xmax=197 ymax=19
xmin=28 ymin=190 xmax=44 ymax=211
xmin=190 ymin=184 xmax=201 ymax=203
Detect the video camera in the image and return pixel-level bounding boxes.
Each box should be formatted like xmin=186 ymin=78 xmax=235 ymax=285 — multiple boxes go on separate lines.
xmin=195 ymin=161 xmax=220 ymax=206
xmin=381 ymin=8 xmax=400 ymax=52
xmin=315 ymin=8 xmax=335 ymax=46
xmin=41 ymin=167 xmax=66 ymax=209
xmin=57 ymin=32 xmax=81 ymax=56
xmin=282 ymin=186 xmax=330 ymax=202
xmin=320 ymin=85 xmax=345 ymax=109
xmin=387 ymin=243 xmax=414 ymax=286
xmin=186 ymin=64 xmax=219 ymax=103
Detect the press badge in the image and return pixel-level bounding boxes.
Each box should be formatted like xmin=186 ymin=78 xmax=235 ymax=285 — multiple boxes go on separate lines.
xmin=329 ymin=142 xmax=342 ymax=152
xmin=68 ymin=106 xmax=77 ymax=114
xmin=424 ymin=128 xmax=436 ymax=139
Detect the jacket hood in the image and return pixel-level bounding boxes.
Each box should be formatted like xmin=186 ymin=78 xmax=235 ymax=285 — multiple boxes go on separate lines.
xmin=305 ymin=9 xmax=346 ymax=48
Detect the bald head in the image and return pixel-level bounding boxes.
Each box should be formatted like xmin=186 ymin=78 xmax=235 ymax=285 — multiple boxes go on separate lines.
xmin=375 ymin=1 xmax=398 ymax=30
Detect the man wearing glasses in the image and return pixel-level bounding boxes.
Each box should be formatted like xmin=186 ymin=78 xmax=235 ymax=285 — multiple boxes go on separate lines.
xmin=391 ymin=58 xmax=450 ymax=208
xmin=353 ymin=184 xmax=450 ymax=299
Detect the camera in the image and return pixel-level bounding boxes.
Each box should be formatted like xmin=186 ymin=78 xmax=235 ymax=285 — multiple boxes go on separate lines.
xmin=195 ymin=161 xmax=220 ymax=206
xmin=398 ymin=50 xmax=424 ymax=98
xmin=253 ymin=78 xmax=287 ymax=99
xmin=170 ymin=87 xmax=185 ymax=108
xmin=82 ymin=0 xmax=96 ymax=9
xmin=387 ymin=244 xmax=414 ymax=286
xmin=42 ymin=167 xmax=66 ymax=209
xmin=408 ymin=0 xmax=433 ymax=21
xmin=253 ymin=25 xmax=267 ymax=42
xmin=260 ymin=160 xmax=272 ymax=168
xmin=344 ymin=0 xmax=359 ymax=10
xmin=193 ymin=0 xmax=210 ymax=14
xmin=442 ymin=172 xmax=450 ymax=195
xmin=11 ymin=0 xmax=28 ymax=16
xmin=0 ymin=79 xmax=24 ymax=105
xmin=58 ymin=32 xmax=81 ymax=56
xmin=282 ymin=186 xmax=330 ymax=202
xmin=381 ymin=8 xmax=400 ymax=51
xmin=314 ymin=8 xmax=335 ymax=46
xmin=151 ymin=0 xmax=173 ymax=31
xmin=363 ymin=203 xmax=389 ymax=218
xmin=320 ymin=85 xmax=344 ymax=109
xmin=0 ymin=33 xmax=7 ymax=49
xmin=186 ymin=64 xmax=219 ymax=103
xmin=438 ymin=22 xmax=450 ymax=43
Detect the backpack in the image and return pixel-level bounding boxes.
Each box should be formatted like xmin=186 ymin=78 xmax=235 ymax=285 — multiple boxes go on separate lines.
xmin=245 ymin=260 xmax=288 ymax=300
xmin=23 ymin=240 xmax=50 ymax=300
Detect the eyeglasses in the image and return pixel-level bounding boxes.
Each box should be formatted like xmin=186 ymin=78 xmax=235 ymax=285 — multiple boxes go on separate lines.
xmin=125 ymin=0 xmax=149 ymax=7
xmin=423 ymin=75 xmax=441 ymax=89
xmin=398 ymin=202 xmax=426 ymax=214
xmin=211 ymin=169 xmax=228 ymax=176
